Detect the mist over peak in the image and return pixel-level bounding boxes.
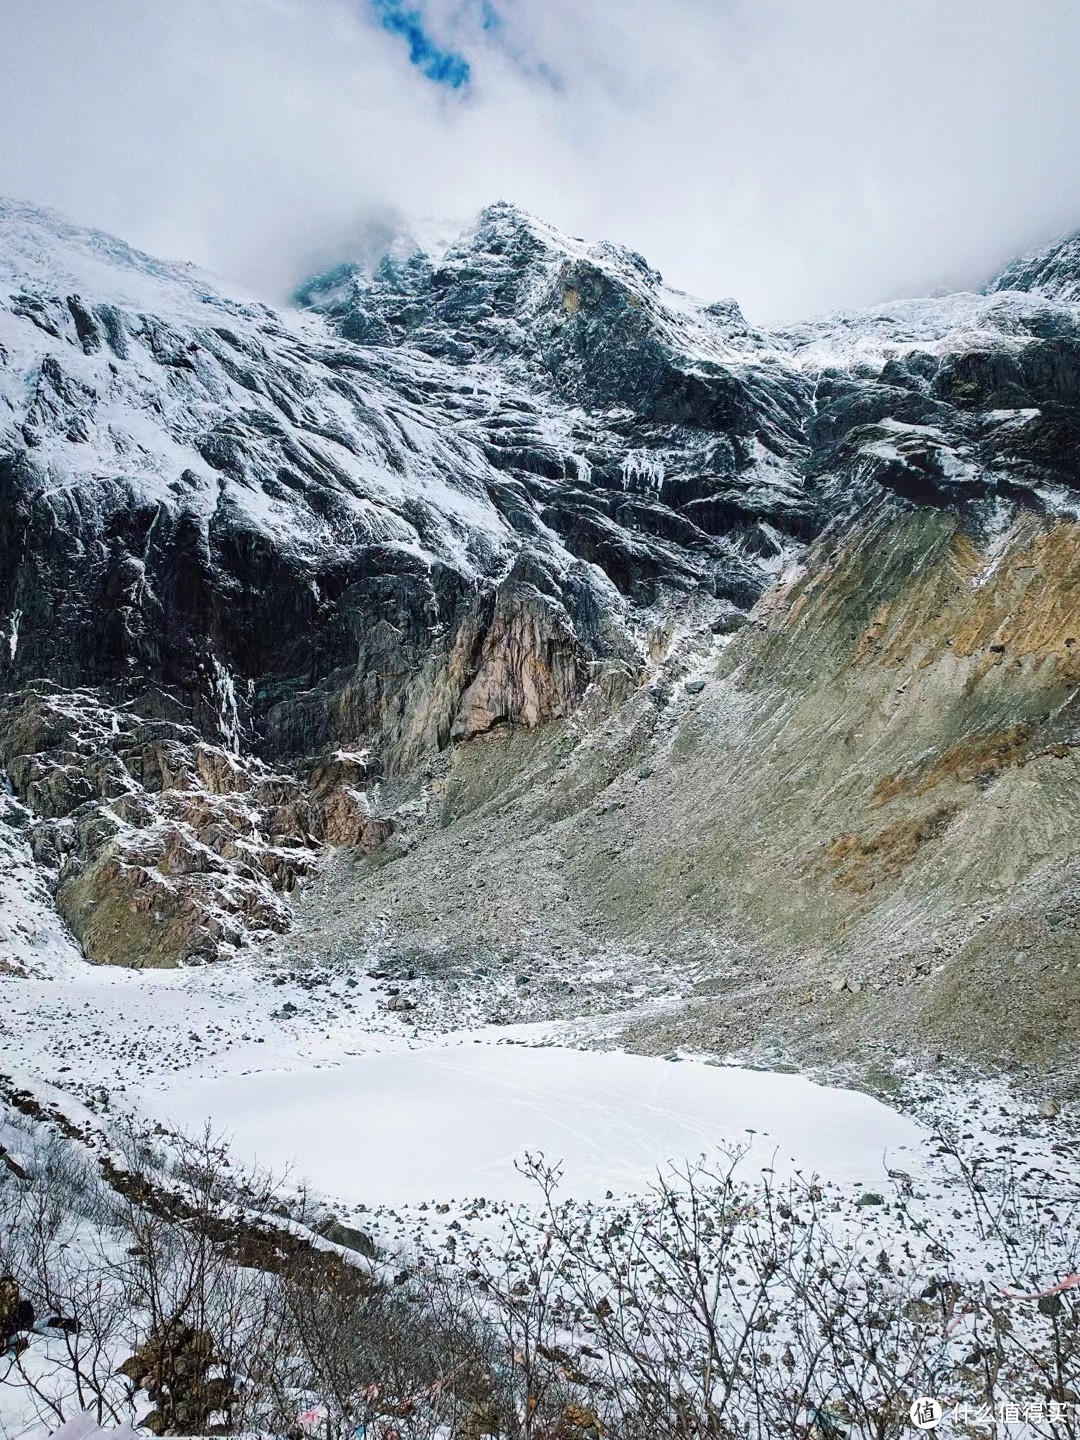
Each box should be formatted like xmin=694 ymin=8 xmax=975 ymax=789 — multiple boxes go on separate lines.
xmin=2 ymin=0 xmax=1080 ymax=324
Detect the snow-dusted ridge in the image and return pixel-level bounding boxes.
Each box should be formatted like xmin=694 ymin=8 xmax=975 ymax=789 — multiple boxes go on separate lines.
xmin=0 ymin=197 xmax=523 ymax=582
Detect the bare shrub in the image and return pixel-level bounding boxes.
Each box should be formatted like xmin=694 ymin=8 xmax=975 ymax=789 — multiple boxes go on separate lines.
xmin=446 ymin=1147 xmax=1080 ymax=1439
xmin=3 ymin=1108 xmax=1079 ymax=1440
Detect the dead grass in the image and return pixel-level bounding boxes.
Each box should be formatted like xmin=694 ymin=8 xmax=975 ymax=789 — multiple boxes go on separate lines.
xmin=872 ymin=725 xmax=1032 ymax=805
xmin=831 ymin=519 xmax=1080 ymax=681
xmin=821 ymin=804 xmax=958 ymax=895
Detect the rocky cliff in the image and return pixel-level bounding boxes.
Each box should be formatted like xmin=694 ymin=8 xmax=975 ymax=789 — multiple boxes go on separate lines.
xmin=1 ymin=198 xmax=1077 ymax=1069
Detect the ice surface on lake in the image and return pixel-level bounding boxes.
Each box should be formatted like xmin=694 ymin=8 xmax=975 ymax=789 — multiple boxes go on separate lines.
xmin=148 ymin=1042 xmax=927 ymax=1205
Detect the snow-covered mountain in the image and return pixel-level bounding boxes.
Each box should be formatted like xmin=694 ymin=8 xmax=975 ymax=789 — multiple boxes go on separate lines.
xmin=5 ymin=197 xmax=1078 ymax=749
xmin=988 ymin=224 xmax=1080 ymax=303
xmin=0 ymin=195 xmax=1078 ymax=1071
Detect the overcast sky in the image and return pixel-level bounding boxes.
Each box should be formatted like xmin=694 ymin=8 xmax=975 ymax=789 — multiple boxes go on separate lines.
xmin=1 ymin=0 xmax=1079 ymax=324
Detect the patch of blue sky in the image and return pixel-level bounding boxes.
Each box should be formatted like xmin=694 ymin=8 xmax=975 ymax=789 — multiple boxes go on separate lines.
xmin=369 ymin=0 xmax=471 ymax=88
xmin=367 ymin=0 xmax=563 ymax=94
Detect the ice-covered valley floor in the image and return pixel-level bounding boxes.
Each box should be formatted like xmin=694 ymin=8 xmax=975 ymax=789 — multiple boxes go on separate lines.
xmin=3 ymin=917 xmax=1076 ymax=1251
xmin=2 ymin=938 xmax=924 ymax=1203
xmin=140 ymin=1041 xmax=927 ymax=1206
xmin=5 ymin=901 xmax=1080 ymax=1440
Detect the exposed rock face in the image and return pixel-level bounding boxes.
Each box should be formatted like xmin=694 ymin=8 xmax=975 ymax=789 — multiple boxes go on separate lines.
xmin=0 ymin=198 xmax=813 ymax=780
xmin=0 ymin=195 xmax=1078 ymax=1041
xmin=0 ymin=687 xmax=392 ymax=966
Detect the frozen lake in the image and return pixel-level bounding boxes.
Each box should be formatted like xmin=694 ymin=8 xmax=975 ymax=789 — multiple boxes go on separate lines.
xmin=146 ymin=1042 xmax=928 ymax=1205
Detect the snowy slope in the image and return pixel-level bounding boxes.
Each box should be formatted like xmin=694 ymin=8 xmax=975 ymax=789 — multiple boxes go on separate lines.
xmin=0 ymin=197 xmax=518 ymax=580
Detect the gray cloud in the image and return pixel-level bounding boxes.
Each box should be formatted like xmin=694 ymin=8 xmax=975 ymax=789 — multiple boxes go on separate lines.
xmin=2 ymin=0 xmax=1079 ymax=323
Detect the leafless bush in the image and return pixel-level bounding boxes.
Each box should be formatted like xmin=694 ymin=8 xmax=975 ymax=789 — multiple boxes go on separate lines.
xmin=3 ymin=1109 xmax=1079 ymax=1440
xmin=1 ymin=1118 xmax=132 ymax=1430
xmin=442 ymin=1145 xmax=1080 ymax=1440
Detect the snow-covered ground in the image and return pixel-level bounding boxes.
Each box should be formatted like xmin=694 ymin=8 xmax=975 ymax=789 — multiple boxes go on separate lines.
xmin=2 ymin=935 xmax=932 ymax=1213
xmin=3 ymin=927 xmax=1072 ymax=1227
xmin=0 ymin=818 xmax=884 ymax=1215
xmin=140 ymin=1040 xmax=927 ymax=1206
xmin=5 ymin=898 xmax=1080 ymax=1440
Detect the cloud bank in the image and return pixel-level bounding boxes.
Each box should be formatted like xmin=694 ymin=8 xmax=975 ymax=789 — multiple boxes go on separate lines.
xmin=2 ymin=0 xmax=1080 ymax=323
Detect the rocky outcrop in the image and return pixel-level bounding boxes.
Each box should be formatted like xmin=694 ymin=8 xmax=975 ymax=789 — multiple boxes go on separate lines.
xmin=988 ymin=226 xmax=1080 ymax=303
xmin=449 ymin=572 xmax=588 ymax=741
xmin=0 ymin=687 xmax=394 ymax=966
